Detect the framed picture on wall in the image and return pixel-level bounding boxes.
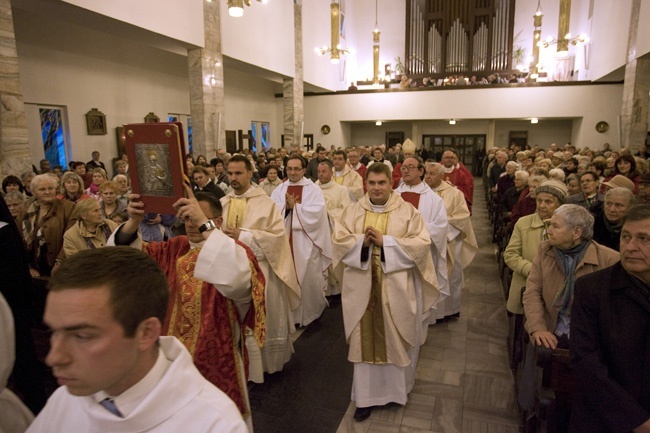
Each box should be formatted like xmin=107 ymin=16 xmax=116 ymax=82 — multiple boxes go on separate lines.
xmin=124 ymin=122 xmax=188 ymax=215
xmin=86 ymin=108 xmax=107 ymax=135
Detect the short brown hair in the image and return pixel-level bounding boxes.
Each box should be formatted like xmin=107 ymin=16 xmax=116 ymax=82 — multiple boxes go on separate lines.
xmin=366 ymin=162 xmax=391 ymax=180
xmin=48 ymin=247 xmax=169 ymax=337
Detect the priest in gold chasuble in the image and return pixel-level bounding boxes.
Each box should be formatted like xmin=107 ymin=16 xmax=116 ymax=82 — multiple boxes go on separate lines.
xmin=332 ymin=164 xmax=439 ymax=421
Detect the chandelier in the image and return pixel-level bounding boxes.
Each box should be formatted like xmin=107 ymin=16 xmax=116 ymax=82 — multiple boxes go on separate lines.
xmin=226 ymin=0 xmax=264 ymax=18
xmin=315 ymin=2 xmax=352 ymax=64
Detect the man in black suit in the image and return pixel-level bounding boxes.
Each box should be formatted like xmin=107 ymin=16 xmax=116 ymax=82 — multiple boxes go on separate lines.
xmin=191 ymin=165 xmax=225 ymax=200
xmin=86 ymin=151 xmax=106 ymax=171
xmin=570 ymin=204 xmax=650 ymax=432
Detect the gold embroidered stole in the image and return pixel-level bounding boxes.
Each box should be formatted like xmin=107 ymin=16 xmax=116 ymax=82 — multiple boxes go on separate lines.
xmin=360 ymin=210 xmax=389 ymax=363
xmin=334 ymin=174 xmax=344 ymax=185
xmin=168 ymin=248 xmax=203 ymax=355
xmin=227 ymin=197 xmax=247 ymax=228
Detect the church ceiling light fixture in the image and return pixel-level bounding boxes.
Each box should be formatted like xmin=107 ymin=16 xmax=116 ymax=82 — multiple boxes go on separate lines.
xmin=315 ymin=2 xmax=352 ymax=65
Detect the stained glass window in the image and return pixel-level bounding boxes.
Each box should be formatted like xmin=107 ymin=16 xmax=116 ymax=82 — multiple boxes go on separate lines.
xmin=39 ymin=108 xmax=67 ymax=168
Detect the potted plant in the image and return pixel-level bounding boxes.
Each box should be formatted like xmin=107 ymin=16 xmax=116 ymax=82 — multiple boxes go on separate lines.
xmin=394 ymin=56 xmax=405 ymax=78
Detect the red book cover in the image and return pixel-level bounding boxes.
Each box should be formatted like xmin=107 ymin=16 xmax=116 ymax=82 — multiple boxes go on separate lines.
xmin=124 ymin=122 xmax=188 ymax=215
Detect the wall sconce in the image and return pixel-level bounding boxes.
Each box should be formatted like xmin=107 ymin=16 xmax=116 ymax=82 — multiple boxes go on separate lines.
xmin=531 ymin=118 xmax=539 ymax=124
xmin=315 ymin=2 xmax=352 ymax=64
xmin=226 ymin=0 xmax=263 ymax=18
xmin=375 ymin=121 xmax=382 ymax=126
xmin=449 ymin=119 xmax=456 ymax=125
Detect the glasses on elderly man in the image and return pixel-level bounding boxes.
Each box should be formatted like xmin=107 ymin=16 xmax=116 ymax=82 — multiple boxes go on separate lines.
xmin=400 ymin=164 xmax=421 ymax=172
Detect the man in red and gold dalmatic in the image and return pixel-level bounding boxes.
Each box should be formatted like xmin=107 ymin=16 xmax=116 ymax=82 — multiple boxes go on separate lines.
xmin=111 ymin=186 xmax=265 ymax=433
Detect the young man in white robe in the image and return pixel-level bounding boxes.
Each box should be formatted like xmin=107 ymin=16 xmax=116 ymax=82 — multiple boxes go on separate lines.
xmin=395 ymin=156 xmax=450 ymax=325
xmin=271 ymin=156 xmax=332 ymax=327
xmin=331 ymin=150 xmax=364 ymax=201
xmin=332 ymin=163 xmax=440 ymax=421
xmin=27 ymin=247 xmax=247 ymax=433
xmin=316 ymin=160 xmax=351 ymax=296
xmin=221 ymin=155 xmax=301 ymax=380
xmin=425 ymin=162 xmax=479 ymax=321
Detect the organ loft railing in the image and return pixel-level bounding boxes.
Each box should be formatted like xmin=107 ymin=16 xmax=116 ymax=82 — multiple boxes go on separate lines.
xmin=406 ymin=0 xmax=516 ymax=77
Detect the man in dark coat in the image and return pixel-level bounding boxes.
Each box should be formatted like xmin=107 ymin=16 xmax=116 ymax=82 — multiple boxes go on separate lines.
xmin=570 ymin=204 xmax=650 ymax=432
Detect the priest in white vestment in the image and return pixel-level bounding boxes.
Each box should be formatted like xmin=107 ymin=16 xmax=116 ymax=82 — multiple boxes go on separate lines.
xmin=222 ymin=155 xmax=301 ymax=380
xmin=316 ymin=160 xmax=351 ymax=296
xmin=395 ymin=157 xmax=450 ymax=325
xmin=331 ymin=150 xmax=364 ymax=201
xmin=425 ymin=163 xmax=479 ymax=321
xmin=271 ymin=156 xmax=332 ymax=327
xmin=332 ymin=163 xmax=439 ymax=421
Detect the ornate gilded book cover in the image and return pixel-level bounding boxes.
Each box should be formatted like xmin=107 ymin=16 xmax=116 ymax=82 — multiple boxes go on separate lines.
xmin=124 ymin=122 xmax=188 ymax=215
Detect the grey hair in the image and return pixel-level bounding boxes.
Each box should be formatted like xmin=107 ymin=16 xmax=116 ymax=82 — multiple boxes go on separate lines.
xmin=425 ymin=161 xmax=445 ymax=175
xmin=605 ymin=187 xmax=634 ymax=207
xmin=514 ymin=170 xmax=529 ymax=181
xmin=549 ymin=168 xmax=566 ymax=182
xmin=553 ymin=204 xmax=594 ymax=242
xmin=31 ymin=173 xmax=58 ymax=191
xmin=506 ymin=160 xmax=520 ymax=170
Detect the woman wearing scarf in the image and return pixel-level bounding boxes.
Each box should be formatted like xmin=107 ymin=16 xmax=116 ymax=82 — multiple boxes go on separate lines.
xmin=523 ymin=204 xmax=619 ymax=350
xmin=84 ymin=167 xmax=107 ymax=199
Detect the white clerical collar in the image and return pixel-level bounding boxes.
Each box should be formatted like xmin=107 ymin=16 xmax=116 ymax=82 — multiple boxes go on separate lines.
xmin=93 ymin=346 xmax=171 ymax=418
xmin=442 ymin=165 xmax=455 ymax=173
xmin=335 ymin=169 xmax=344 ymax=177
xmin=351 ymin=163 xmax=361 ymax=170
xmin=369 ymin=193 xmax=391 ymax=212
xmin=432 ymin=183 xmax=443 ymax=192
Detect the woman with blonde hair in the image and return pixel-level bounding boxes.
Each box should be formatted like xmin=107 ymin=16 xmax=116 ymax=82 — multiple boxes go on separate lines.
xmin=63 ymin=198 xmax=118 ymax=258
xmin=58 ymin=172 xmax=91 ymax=203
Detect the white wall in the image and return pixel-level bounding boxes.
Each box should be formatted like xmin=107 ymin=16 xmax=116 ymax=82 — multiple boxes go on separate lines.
xmin=303 ymin=84 xmax=623 ymax=150
xmin=62 ymin=0 xmax=204 ymax=47
xmin=223 ymin=68 xmax=282 ymax=148
xmin=220 ymin=0 xmax=296 ymax=79
xmin=588 ymin=0 xmax=631 ymax=81
xmin=15 ymin=8 xmax=190 ymax=166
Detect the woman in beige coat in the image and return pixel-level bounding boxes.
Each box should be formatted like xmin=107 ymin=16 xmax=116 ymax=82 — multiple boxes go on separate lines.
xmin=522 ymin=204 xmax=620 ymax=349
xmin=504 ymin=180 xmax=568 ymax=314
xmin=63 ymin=198 xmax=118 ymax=259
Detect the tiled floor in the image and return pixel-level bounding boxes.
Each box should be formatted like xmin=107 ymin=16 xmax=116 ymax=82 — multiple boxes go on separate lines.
xmin=252 ymin=179 xmax=520 ymax=433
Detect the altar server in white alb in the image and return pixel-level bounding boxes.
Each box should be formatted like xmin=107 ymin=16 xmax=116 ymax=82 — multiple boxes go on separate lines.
xmin=271 ymin=155 xmax=332 ymax=326
xmin=425 ymin=162 xmax=478 ymax=321
xmin=395 ymin=156 xmax=450 ymax=324
xmin=332 ymin=163 xmax=440 ymax=422
xmin=27 ymin=247 xmax=247 ymax=433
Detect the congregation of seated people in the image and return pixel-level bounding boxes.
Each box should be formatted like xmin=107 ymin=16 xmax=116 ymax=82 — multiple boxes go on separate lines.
xmin=485 ymin=140 xmax=650 ymax=432
xmin=1 ymin=140 xmax=649 ymax=433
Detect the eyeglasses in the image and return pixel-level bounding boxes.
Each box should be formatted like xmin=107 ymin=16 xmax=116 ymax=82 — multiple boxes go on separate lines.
xmin=401 ymin=165 xmax=420 ymax=172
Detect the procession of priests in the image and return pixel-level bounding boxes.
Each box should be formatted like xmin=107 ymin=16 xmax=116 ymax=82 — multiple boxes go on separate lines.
xmin=18 ymin=143 xmax=476 ymax=432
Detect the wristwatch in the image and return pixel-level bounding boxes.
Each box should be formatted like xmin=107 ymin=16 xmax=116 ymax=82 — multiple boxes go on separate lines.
xmin=198 ymin=219 xmax=217 ymax=233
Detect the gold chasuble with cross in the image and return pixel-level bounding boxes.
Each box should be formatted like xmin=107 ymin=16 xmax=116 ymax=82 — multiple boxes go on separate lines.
xmin=332 ymin=193 xmax=439 ymax=367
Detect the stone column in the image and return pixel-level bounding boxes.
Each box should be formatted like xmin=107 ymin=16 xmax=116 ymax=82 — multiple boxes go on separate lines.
xmin=0 ymin=0 xmax=31 ymax=179
xmin=188 ymin=0 xmax=225 ymax=158
xmin=283 ymin=1 xmax=303 ymax=150
xmin=620 ymin=0 xmax=650 ymax=152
